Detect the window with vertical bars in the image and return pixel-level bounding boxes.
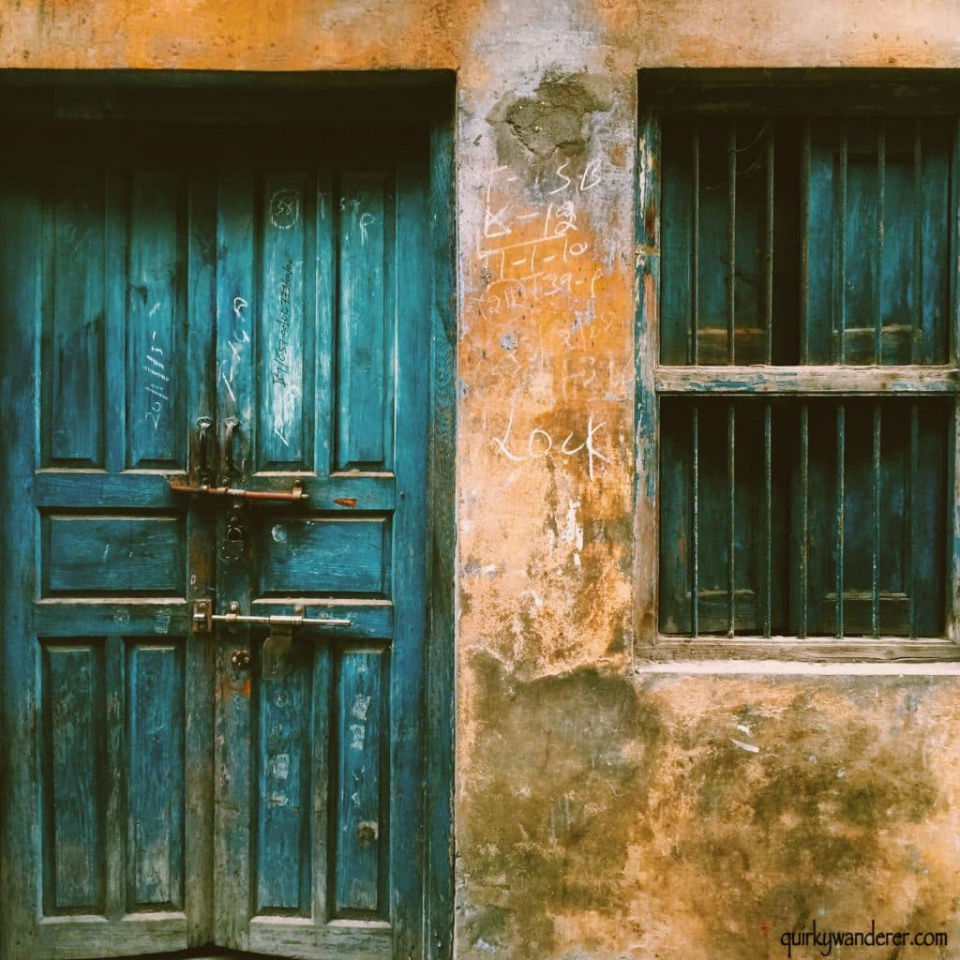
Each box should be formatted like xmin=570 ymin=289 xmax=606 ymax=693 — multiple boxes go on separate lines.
xmin=643 ymin=76 xmax=960 ymax=646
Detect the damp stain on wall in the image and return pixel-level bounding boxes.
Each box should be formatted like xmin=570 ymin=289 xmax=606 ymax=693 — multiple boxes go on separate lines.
xmin=460 ymin=670 xmax=960 ymax=959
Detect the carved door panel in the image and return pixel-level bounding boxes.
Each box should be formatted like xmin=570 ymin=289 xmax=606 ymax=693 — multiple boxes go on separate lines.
xmin=0 ymin=120 xmax=430 ymax=960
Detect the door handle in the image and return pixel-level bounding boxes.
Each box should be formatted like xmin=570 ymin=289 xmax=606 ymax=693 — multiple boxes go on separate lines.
xmin=224 ymin=417 xmax=241 ymax=478
xmin=192 ymin=599 xmax=350 ymax=633
xmin=173 ymin=416 xmax=308 ymax=500
xmin=195 ymin=416 xmax=213 ymax=483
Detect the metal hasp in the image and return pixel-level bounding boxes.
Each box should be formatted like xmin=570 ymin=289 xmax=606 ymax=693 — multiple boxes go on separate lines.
xmin=168 ymin=478 xmax=309 ymax=502
xmin=192 ymin=598 xmax=351 ymax=633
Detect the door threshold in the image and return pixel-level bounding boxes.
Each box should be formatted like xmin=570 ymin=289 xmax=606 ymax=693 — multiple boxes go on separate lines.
xmin=102 ymin=951 xmax=283 ymax=960
xmin=168 ymin=952 xmax=286 ymax=960
xmin=74 ymin=951 xmax=285 ymax=960
xmin=188 ymin=955 xmax=265 ymax=960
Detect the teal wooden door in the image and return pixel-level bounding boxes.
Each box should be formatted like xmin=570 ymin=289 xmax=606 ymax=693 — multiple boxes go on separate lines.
xmin=0 ymin=119 xmax=431 ymax=960
xmin=208 ymin=134 xmax=430 ymax=959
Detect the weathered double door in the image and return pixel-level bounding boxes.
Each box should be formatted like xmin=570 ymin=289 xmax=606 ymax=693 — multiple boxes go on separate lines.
xmin=0 ymin=118 xmax=430 ymax=959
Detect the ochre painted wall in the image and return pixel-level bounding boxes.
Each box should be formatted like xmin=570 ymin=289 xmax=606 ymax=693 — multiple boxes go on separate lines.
xmin=4 ymin=1 xmax=960 ymax=957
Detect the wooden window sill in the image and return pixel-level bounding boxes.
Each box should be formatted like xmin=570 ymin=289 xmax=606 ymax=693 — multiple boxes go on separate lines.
xmin=637 ymin=636 xmax=960 ymax=663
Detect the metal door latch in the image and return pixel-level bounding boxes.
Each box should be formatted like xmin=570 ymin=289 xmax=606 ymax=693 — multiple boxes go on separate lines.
xmin=192 ymin=599 xmax=351 ymax=634
xmin=168 ymin=478 xmax=308 ymax=502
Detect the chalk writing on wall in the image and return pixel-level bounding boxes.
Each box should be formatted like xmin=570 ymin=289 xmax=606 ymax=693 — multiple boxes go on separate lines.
xmin=472 ymin=156 xmax=616 ymax=482
xmin=474 ymin=158 xmax=602 ymax=310
xmin=491 ymin=408 xmax=611 ymax=481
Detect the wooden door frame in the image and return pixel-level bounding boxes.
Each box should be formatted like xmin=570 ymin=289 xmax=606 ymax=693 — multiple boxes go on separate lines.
xmin=0 ymin=69 xmax=456 ymax=960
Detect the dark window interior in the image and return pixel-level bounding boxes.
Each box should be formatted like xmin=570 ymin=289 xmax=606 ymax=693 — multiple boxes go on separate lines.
xmin=656 ymin=105 xmax=955 ymax=639
xmin=659 ymin=397 xmax=949 ymax=637
xmin=660 ymin=116 xmax=953 ymax=366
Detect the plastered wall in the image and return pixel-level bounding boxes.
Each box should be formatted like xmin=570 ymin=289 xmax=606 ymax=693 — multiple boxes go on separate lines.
xmin=4 ymin=1 xmax=960 ymax=957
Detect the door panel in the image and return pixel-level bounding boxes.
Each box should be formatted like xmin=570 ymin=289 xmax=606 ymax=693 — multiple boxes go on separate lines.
xmin=334 ymin=648 xmax=388 ymax=915
xmin=258 ymin=171 xmax=313 ymax=471
xmin=42 ymin=640 xmax=108 ymax=913
xmin=337 ymin=171 xmax=395 ymax=471
xmin=40 ymin=637 xmax=189 ymax=915
xmin=1 ymin=117 xmax=432 ymax=960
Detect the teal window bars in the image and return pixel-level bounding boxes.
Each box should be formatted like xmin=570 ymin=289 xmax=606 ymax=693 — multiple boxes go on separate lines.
xmin=644 ymin=82 xmax=960 ymax=643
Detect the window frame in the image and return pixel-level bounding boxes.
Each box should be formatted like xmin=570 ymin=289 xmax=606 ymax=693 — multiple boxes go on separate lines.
xmin=635 ymin=70 xmax=960 ymax=661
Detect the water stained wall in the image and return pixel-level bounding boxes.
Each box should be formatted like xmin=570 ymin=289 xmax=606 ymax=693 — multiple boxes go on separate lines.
xmin=4 ymin=0 xmax=960 ymax=957
xmin=459 ymin=665 xmax=960 ymax=959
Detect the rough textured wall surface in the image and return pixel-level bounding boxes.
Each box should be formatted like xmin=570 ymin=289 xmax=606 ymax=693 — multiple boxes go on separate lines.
xmin=4 ymin=1 xmax=960 ymax=958
xmin=459 ymin=669 xmax=960 ymax=959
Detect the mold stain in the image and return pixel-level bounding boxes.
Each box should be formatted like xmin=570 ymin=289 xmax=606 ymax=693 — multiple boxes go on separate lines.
xmin=460 ymin=654 xmax=663 ymax=959
xmin=459 ymin=670 xmax=960 ymax=959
